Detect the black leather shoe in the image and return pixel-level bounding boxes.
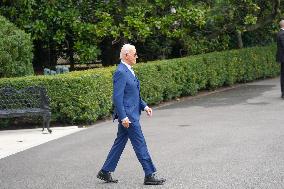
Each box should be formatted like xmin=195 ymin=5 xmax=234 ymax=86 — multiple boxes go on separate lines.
xmin=144 ymin=173 xmax=166 ymax=185
xmin=282 ymin=94 xmax=284 ymax=99
xmin=97 ymin=170 xmax=118 ymax=183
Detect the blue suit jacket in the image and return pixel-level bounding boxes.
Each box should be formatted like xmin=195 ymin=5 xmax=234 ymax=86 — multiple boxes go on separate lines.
xmin=112 ymin=63 xmax=147 ymax=122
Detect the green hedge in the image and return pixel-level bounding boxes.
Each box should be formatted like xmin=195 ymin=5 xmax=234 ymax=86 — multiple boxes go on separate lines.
xmin=137 ymin=45 xmax=278 ymax=104
xmin=0 ymin=45 xmax=279 ymax=125
xmin=0 ymin=15 xmax=34 ymax=78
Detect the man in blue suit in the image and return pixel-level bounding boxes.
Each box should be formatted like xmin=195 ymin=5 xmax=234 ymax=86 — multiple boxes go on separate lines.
xmin=97 ymin=44 xmax=166 ymax=185
xmin=276 ymin=20 xmax=284 ymax=99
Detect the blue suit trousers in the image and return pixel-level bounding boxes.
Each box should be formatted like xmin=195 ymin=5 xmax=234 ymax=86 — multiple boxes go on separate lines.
xmin=102 ymin=121 xmax=156 ymax=176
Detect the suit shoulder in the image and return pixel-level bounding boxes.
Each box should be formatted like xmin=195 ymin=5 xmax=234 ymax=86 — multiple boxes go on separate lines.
xmin=115 ymin=66 xmax=126 ymax=74
xmin=278 ymin=30 xmax=284 ymax=35
xmin=278 ymin=31 xmax=284 ymax=41
xmin=114 ymin=65 xmax=127 ymax=79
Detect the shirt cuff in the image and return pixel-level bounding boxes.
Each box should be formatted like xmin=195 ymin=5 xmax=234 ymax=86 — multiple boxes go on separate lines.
xmin=144 ymin=106 xmax=149 ymax=111
xmin=121 ymin=117 xmax=128 ymax=121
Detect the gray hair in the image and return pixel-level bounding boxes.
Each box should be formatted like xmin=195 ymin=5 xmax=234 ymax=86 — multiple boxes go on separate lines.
xmin=280 ymin=20 xmax=284 ymax=28
xmin=120 ymin=44 xmax=135 ymax=59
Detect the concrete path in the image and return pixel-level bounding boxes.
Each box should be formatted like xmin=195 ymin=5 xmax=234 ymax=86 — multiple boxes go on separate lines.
xmin=0 ymin=126 xmax=86 ymax=159
xmin=0 ymin=78 xmax=283 ymax=189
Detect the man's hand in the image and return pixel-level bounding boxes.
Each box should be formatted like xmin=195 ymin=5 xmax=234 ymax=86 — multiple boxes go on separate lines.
xmin=145 ymin=107 xmax=153 ymax=117
xmin=122 ymin=117 xmax=131 ymax=128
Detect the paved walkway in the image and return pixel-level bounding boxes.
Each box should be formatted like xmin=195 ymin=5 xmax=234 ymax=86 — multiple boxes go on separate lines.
xmin=0 ymin=126 xmax=86 ymax=159
xmin=0 ymin=78 xmax=283 ymax=189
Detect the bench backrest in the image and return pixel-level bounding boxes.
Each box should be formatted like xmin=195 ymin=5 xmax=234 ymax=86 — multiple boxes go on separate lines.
xmin=0 ymin=86 xmax=50 ymax=110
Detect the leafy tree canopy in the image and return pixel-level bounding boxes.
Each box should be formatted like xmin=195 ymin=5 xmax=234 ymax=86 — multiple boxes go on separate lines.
xmin=0 ymin=0 xmax=281 ymax=68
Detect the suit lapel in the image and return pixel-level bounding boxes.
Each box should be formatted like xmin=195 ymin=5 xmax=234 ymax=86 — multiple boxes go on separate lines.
xmin=120 ymin=63 xmax=135 ymax=79
xmin=120 ymin=63 xmax=140 ymax=90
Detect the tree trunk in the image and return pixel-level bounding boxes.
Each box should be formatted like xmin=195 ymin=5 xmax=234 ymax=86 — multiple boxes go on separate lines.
xmin=236 ymin=30 xmax=243 ymax=49
xmin=66 ymin=36 xmax=75 ymax=71
xmin=100 ymin=37 xmax=124 ymax=66
xmin=33 ymin=41 xmax=47 ymax=74
xmin=68 ymin=48 xmax=75 ymax=71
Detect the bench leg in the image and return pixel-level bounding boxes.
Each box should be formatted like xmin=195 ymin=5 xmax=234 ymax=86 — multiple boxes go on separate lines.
xmin=42 ymin=113 xmax=52 ymax=134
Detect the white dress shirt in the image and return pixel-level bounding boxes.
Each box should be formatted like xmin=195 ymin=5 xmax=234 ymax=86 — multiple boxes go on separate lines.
xmin=121 ymin=60 xmax=135 ymax=76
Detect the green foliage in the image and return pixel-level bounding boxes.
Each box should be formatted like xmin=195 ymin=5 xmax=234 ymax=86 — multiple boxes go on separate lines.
xmin=0 ymin=15 xmax=34 ymax=78
xmin=0 ymin=0 xmax=280 ymax=68
xmin=206 ymin=0 xmax=279 ymax=48
xmin=0 ymin=0 xmax=210 ymax=65
xmin=135 ymin=63 xmax=164 ymax=104
xmin=0 ymin=0 xmax=102 ymax=65
xmin=0 ymin=68 xmax=114 ymax=124
xmin=183 ymin=35 xmax=231 ymax=55
xmin=0 ymin=45 xmax=278 ymax=126
xmin=1 ymin=0 xmax=279 ymax=68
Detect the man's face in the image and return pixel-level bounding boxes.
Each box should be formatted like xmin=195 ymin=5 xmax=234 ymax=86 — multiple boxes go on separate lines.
xmin=125 ymin=48 xmax=138 ymax=66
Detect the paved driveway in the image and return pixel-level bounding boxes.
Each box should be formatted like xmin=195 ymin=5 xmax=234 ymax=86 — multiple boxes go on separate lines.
xmin=0 ymin=78 xmax=283 ymax=189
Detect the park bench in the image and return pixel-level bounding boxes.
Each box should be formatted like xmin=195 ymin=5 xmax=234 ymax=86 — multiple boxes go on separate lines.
xmin=0 ymin=86 xmax=52 ymax=133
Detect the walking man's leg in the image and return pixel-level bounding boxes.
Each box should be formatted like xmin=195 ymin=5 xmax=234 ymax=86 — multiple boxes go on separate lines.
xmin=97 ymin=123 xmax=128 ymax=183
xmin=281 ymin=63 xmax=284 ymax=98
xmin=128 ymin=122 xmax=165 ymax=185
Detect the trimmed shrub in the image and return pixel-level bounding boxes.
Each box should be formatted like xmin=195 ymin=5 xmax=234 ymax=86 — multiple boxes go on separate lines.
xmin=0 ymin=15 xmax=34 ymax=78
xmin=0 ymin=44 xmax=279 ymax=126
